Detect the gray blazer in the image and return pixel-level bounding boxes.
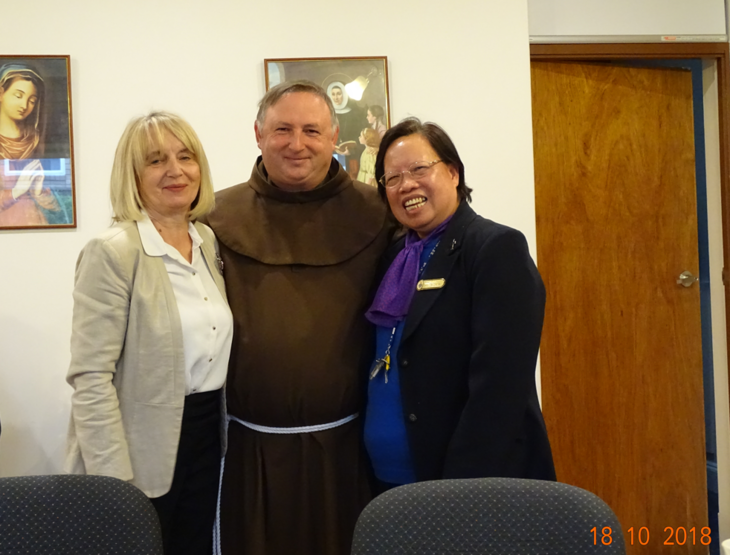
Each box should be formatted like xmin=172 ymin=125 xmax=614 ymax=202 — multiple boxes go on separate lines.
xmin=64 ymin=220 xmax=227 ymax=497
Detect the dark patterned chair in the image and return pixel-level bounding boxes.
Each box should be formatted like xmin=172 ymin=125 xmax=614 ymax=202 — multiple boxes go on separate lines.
xmin=0 ymin=474 xmax=163 ymax=554
xmin=351 ymin=478 xmax=626 ymax=554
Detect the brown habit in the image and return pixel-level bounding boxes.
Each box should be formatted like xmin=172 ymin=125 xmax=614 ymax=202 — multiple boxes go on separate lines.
xmin=206 ymin=159 xmax=394 ymax=555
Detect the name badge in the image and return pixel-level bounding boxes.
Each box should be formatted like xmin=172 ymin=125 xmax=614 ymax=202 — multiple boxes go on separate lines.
xmin=417 ymin=278 xmax=446 ymax=291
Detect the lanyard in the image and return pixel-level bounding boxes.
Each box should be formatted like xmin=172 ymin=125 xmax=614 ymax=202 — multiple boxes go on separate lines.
xmin=369 ymin=241 xmax=440 ymax=383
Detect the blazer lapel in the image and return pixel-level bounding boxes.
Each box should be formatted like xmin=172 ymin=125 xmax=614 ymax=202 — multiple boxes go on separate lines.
xmin=195 ymin=222 xmax=228 ymax=300
xmin=401 ymin=202 xmax=477 ymax=344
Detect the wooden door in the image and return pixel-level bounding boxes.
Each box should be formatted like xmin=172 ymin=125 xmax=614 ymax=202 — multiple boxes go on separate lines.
xmin=532 ymin=61 xmax=708 ymax=555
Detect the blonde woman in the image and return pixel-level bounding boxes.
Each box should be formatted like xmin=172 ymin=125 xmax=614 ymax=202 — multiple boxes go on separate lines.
xmin=65 ymin=112 xmax=232 ymax=555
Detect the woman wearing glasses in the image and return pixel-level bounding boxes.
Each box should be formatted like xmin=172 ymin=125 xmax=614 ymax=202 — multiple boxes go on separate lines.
xmin=364 ymin=118 xmax=555 ymax=492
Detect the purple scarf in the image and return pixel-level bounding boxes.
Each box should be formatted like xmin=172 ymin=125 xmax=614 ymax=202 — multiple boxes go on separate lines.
xmin=366 ymin=216 xmax=452 ymax=328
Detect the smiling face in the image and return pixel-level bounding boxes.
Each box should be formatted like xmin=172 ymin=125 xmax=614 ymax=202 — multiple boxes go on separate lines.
xmin=384 ymin=134 xmax=460 ymax=238
xmin=0 ymin=78 xmax=38 ymax=125
xmin=138 ymin=130 xmax=201 ymax=219
xmin=255 ymin=92 xmax=338 ymax=192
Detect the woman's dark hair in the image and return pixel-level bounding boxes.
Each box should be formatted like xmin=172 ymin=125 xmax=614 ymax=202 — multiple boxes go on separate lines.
xmin=374 ymin=117 xmax=472 ymax=203
xmin=368 ymin=104 xmax=385 ymax=120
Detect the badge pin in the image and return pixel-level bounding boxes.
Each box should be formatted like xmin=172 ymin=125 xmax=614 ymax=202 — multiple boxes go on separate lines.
xmin=416 ymin=278 xmax=446 ymax=291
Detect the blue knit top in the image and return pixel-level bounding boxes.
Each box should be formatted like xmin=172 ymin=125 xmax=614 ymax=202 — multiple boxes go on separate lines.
xmin=364 ymin=233 xmax=441 ymax=484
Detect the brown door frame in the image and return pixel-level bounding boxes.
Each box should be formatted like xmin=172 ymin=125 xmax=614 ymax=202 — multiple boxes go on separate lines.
xmin=531 ymin=41 xmax=730 ymax=416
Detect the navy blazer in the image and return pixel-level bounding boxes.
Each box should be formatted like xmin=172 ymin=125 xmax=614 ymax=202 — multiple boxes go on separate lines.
xmin=374 ymin=201 xmax=556 ymax=482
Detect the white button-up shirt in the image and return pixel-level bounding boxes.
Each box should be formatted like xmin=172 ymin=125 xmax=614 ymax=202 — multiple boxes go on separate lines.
xmin=137 ymin=215 xmax=233 ymax=395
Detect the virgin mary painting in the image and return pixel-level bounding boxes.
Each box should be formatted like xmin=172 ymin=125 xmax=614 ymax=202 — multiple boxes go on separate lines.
xmin=0 ymin=61 xmax=73 ymax=229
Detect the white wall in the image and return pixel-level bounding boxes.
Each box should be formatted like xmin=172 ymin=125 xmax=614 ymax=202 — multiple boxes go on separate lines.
xmin=528 ymin=0 xmax=726 ymax=40
xmin=0 ymin=1 xmax=537 ymax=475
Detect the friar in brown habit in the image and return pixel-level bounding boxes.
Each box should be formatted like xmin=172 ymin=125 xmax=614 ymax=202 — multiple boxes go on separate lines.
xmin=203 ymin=80 xmax=395 ymax=555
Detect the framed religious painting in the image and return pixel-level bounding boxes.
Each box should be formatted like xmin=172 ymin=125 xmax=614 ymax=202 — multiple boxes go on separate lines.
xmin=264 ymin=56 xmax=390 ymax=185
xmin=0 ymin=55 xmax=76 ymax=230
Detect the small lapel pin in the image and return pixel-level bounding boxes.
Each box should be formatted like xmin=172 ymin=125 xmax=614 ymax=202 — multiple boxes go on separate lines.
xmin=417 ymin=278 xmax=446 ymax=291
xmin=450 ymin=239 xmax=457 ymax=251
xmin=216 ymin=255 xmax=225 ymax=275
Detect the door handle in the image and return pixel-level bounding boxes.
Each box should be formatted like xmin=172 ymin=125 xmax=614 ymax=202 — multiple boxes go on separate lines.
xmin=677 ymin=271 xmax=698 ymax=287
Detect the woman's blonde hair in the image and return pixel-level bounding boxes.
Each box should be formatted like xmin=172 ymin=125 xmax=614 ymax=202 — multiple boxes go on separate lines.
xmin=110 ymin=111 xmax=214 ymax=222
xmin=361 ymin=127 xmax=381 ymax=149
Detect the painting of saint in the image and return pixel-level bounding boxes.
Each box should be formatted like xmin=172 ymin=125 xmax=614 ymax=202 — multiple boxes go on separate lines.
xmin=0 ymin=57 xmax=75 ymax=230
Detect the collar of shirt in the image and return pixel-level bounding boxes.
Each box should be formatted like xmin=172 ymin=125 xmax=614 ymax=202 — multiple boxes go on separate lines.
xmin=137 ymin=212 xmax=203 ymax=267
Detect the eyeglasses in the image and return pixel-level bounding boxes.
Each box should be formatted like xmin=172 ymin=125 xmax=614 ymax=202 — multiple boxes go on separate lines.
xmin=379 ymin=160 xmax=443 ymax=188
